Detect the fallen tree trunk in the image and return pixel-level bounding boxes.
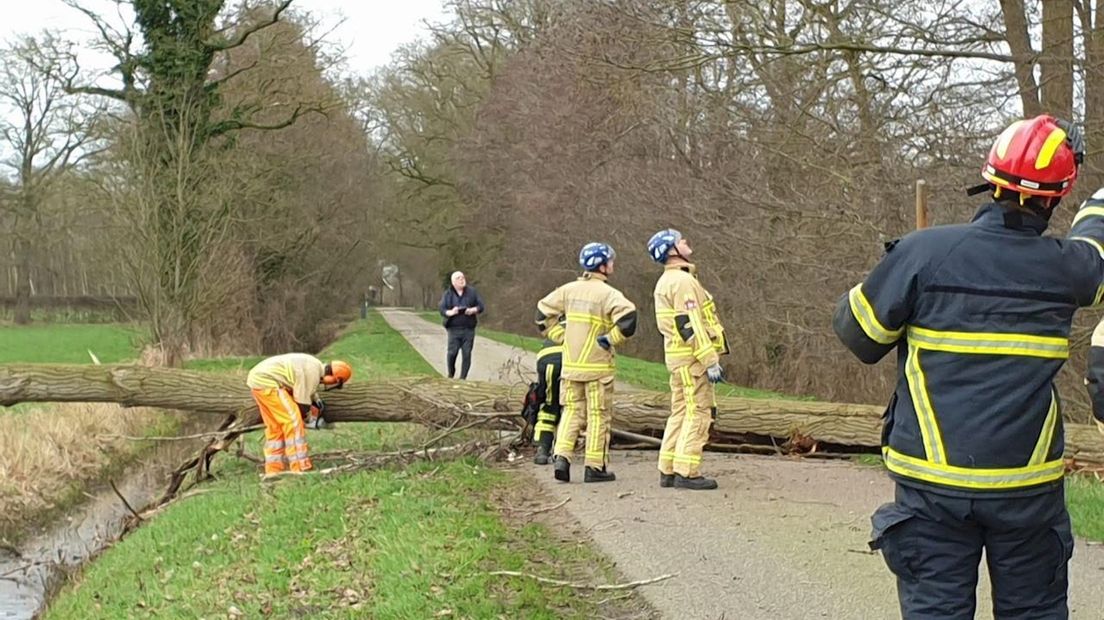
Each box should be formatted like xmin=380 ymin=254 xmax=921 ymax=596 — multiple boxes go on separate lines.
xmin=3 ymin=364 xmax=1104 ymax=463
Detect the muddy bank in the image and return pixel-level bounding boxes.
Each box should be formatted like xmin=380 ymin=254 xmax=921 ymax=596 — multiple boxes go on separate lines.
xmin=0 ymin=419 xmax=219 ymax=619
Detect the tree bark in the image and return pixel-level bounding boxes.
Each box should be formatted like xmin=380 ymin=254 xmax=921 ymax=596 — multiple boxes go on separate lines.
xmin=3 ymin=364 xmax=1104 ymax=462
xmin=12 ymin=235 xmax=31 ymax=325
xmin=1041 ymin=0 xmax=1074 ymax=118
xmin=1079 ymin=1 xmax=1104 ymax=190
xmin=1000 ymin=0 xmax=1043 ymax=116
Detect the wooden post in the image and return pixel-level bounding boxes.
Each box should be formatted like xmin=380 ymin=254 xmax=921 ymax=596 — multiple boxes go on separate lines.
xmin=915 ymin=179 xmax=929 ymax=229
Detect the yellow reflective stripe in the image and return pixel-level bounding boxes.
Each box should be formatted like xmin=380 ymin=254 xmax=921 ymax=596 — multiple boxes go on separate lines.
xmin=883 ymin=447 xmax=1064 ymax=490
xmin=566 ymin=312 xmax=609 ymax=326
xmin=546 ymin=324 xmax=565 ymax=342
xmin=907 ymin=326 xmax=1068 ymax=359
xmin=543 ymin=363 xmax=556 ymax=406
xmin=1095 ymin=283 xmax=1104 ymax=307
xmin=564 ymin=361 xmax=616 ymax=369
xmin=656 ymin=309 xmax=681 ymax=317
xmin=1071 ymin=236 xmax=1104 ymax=261
xmin=673 ymin=455 xmax=702 ymax=464
xmin=674 ymin=367 xmax=696 ymax=464
xmin=905 ymin=344 xmax=946 ymax=464
xmin=848 ymin=284 xmax=903 ymax=344
xmin=575 ymin=323 xmax=601 ymax=368
xmin=1035 ymin=127 xmax=1068 ymax=170
xmin=608 ymin=326 xmax=626 ymax=346
xmin=684 ymin=294 xmax=714 ymax=359
xmin=537 ymin=346 xmax=563 ymax=361
xmin=1072 ymin=206 xmax=1104 ymax=226
xmin=580 ymin=381 xmax=597 ymax=460
xmin=1029 ymin=391 xmax=1059 ymax=466
xmin=555 ymin=386 xmax=577 ymax=454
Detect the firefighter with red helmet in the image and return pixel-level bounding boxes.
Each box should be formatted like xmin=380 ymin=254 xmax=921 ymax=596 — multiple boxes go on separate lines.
xmin=834 ymin=115 xmax=1104 ymax=618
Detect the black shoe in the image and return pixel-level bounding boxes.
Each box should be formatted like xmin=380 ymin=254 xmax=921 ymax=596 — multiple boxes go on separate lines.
xmin=584 ymin=467 xmax=616 ymax=483
xmin=553 ymin=456 xmax=570 ymax=482
xmin=534 ymin=446 xmax=550 ymax=465
xmin=659 ymin=473 xmax=675 ymax=488
xmin=673 ymin=474 xmax=718 ymax=490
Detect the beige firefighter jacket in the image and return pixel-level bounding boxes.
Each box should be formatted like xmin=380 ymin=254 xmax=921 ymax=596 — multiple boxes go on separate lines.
xmin=654 ymin=262 xmax=728 ymax=373
xmin=536 ymin=272 xmax=637 ymax=382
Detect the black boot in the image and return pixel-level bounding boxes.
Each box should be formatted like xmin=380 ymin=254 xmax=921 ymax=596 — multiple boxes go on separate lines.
xmin=584 ymin=466 xmax=616 ymax=483
xmin=534 ymin=434 xmax=553 ymax=465
xmin=553 ymin=455 xmax=570 ymax=482
xmin=659 ymin=473 xmax=675 ymax=488
xmin=673 ymin=474 xmax=718 ymax=490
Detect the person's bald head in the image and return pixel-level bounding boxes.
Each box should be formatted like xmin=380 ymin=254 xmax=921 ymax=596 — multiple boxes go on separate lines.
xmin=451 ymin=271 xmax=466 ymax=288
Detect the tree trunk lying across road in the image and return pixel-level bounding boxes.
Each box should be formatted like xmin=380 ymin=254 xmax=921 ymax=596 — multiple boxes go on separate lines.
xmin=3 ymin=364 xmax=1104 ymax=463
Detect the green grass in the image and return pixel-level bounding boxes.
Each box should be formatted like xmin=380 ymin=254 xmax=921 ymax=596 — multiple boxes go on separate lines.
xmin=183 ymin=356 xmax=266 ymax=373
xmin=45 ymin=458 xmax=633 ymax=619
xmin=0 ymin=323 xmax=141 ymax=364
xmin=1065 ymin=476 xmax=1104 ymax=541
xmin=321 ymin=310 xmax=437 ymax=378
xmin=850 ymin=454 xmax=1104 ymax=542
xmin=45 ymin=310 xmax=640 ymax=619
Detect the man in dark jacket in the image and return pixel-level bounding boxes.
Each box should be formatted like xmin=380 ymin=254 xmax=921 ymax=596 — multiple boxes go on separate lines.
xmin=439 ymin=271 xmax=485 ymax=379
xmin=835 ymin=115 xmax=1104 ymax=619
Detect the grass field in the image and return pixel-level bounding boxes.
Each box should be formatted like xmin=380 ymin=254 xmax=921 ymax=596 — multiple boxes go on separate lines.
xmin=43 ymin=312 xmax=649 ymax=619
xmin=0 ymin=323 xmax=141 ymax=364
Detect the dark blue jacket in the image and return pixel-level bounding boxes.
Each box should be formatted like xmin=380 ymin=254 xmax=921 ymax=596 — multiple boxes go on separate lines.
xmin=834 ymin=200 xmax=1104 ymax=497
xmin=439 ymin=286 xmax=485 ymax=330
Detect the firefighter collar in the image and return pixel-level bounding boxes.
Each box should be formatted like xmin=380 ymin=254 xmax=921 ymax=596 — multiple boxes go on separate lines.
xmin=665 ymin=261 xmax=697 ymax=275
xmin=971 ymin=202 xmax=1048 ymax=236
xmin=580 ymin=271 xmax=608 ymax=282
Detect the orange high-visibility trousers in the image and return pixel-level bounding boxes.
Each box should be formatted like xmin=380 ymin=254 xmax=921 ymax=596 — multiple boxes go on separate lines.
xmin=553 ymin=376 xmax=614 ymax=469
xmin=251 ymin=388 xmax=313 ymax=475
xmin=658 ymin=366 xmax=715 ymax=478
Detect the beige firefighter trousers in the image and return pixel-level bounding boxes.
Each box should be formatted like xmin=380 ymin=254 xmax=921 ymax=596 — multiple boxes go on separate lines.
xmin=658 ymin=365 xmax=716 ymax=477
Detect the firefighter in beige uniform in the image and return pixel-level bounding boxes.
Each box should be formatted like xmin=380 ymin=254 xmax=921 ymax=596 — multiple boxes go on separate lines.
xmin=536 ymin=242 xmax=637 ymax=483
xmin=648 ymin=229 xmax=728 ymax=490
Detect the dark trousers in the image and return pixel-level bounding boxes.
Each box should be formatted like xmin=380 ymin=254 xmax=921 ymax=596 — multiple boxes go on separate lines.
xmin=871 ymin=483 xmax=1073 ymax=620
xmin=446 ymin=327 xmax=475 ymax=379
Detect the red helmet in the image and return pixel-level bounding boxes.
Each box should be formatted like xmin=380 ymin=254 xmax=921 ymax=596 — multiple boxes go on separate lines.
xmin=982 ymin=115 xmax=1082 ymax=198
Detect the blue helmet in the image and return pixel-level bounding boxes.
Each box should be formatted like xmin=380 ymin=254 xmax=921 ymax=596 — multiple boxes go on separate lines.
xmin=647 ymin=229 xmax=682 ymax=263
xmin=579 ymin=242 xmax=616 ymax=271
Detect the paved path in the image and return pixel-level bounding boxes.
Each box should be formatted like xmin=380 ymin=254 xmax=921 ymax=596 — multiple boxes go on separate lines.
xmin=379 ymin=308 xmax=1104 ymax=619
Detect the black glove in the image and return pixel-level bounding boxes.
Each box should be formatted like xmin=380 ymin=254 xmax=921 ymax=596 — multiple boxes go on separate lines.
xmin=521 ymin=382 xmax=540 ymax=427
xmin=1056 ymin=118 xmax=1085 ymax=165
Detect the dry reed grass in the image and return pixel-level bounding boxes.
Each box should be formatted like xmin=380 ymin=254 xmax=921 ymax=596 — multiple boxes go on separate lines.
xmin=0 ymin=403 xmax=173 ymax=539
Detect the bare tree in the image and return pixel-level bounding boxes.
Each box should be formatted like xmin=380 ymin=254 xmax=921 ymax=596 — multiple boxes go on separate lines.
xmin=0 ymin=35 xmax=102 ymax=324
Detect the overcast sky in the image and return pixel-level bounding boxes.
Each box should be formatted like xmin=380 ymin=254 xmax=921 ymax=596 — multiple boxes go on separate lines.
xmin=0 ymin=0 xmax=449 ymax=76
